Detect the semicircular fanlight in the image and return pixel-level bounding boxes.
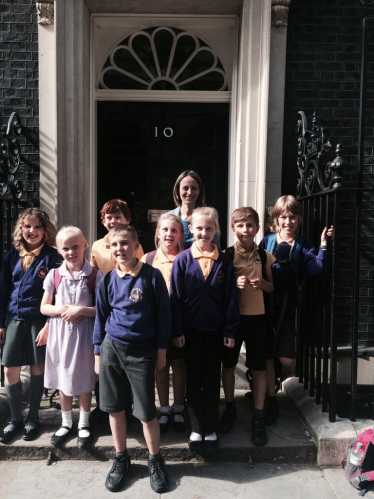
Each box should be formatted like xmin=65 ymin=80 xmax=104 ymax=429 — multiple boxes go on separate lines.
xmin=99 ymin=27 xmax=228 ymax=91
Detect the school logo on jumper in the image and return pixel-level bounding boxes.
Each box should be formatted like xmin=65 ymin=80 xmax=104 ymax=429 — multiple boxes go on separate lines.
xmin=254 ymin=256 xmax=262 ymax=265
xmin=217 ymin=271 xmax=224 ymax=283
xmin=130 ymin=288 xmax=143 ymax=302
xmin=37 ymin=266 xmax=49 ymax=278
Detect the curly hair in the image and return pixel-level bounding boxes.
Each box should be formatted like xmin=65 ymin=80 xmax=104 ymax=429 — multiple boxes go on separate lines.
xmin=172 ymin=170 xmax=206 ymax=208
xmin=12 ymin=208 xmax=57 ymax=251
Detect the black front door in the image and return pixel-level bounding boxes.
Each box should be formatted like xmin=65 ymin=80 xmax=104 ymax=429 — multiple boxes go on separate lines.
xmin=97 ymin=101 xmax=229 ymax=252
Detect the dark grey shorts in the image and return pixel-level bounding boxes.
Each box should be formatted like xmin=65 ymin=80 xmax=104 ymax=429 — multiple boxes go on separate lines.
xmin=1 ymin=319 xmax=46 ymax=367
xmin=99 ymin=337 xmax=157 ymax=422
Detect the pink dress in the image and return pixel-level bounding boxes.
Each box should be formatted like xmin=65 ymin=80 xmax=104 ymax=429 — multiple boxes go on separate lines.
xmin=43 ymin=260 xmax=102 ymax=396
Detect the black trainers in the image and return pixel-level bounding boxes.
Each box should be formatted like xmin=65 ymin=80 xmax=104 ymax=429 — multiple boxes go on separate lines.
xmin=263 ymin=404 xmax=279 ymax=425
xmin=251 ymin=418 xmax=268 ymax=446
xmin=218 ymin=409 xmax=237 ymax=433
xmin=148 ymin=455 xmax=168 ymax=493
xmin=105 ymin=454 xmax=131 ymax=492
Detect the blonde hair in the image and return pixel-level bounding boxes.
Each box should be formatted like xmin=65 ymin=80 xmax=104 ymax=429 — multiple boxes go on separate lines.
xmin=191 ymin=207 xmax=220 ymax=234
xmin=12 ymin=207 xmax=57 ymax=251
xmin=154 ymin=213 xmax=185 ymax=249
xmin=272 ymin=195 xmax=303 ymax=232
xmin=56 ymin=226 xmax=87 ymax=250
xmin=107 ymin=224 xmax=138 ymax=242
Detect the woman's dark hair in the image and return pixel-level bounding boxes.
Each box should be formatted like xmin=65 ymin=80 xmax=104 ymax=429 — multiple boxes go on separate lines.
xmin=172 ymin=170 xmax=206 ymax=208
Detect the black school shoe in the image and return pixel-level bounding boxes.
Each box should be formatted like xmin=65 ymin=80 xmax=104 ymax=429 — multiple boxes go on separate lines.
xmin=148 ymin=455 xmax=168 ymax=493
xmin=51 ymin=425 xmax=73 ymax=448
xmin=218 ymin=409 xmax=237 ymax=433
xmin=251 ymin=418 xmax=268 ymax=446
xmin=22 ymin=419 xmax=40 ymax=441
xmin=0 ymin=421 xmax=24 ymax=444
xmin=77 ymin=426 xmax=92 ymax=449
xmin=105 ymin=454 xmax=131 ymax=492
xmin=204 ymin=433 xmax=219 ymax=451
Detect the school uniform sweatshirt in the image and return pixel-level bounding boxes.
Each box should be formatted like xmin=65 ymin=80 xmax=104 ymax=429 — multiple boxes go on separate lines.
xmin=93 ymin=263 xmax=171 ymax=354
xmin=259 ymin=235 xmax=325 ymax=310
xmin=0 ymin=246 xmax=61 ymax=327
xmin=169 ymin=248 xmax=240 ymax=339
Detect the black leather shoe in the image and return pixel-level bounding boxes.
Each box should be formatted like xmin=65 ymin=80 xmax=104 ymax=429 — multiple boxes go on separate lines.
xmin=218 ymin=409 xmax=237 ymax=433
xmin=251 ymin=418 xmax=268 ymax=446
xmin=77 ymin=427 xmax=92 ymax=449
xmin=204 ymin=434 xmax=219 ymax=451
xmin=22 ymin=420 xmax=40 ymax=441
xmin=148 ymin=455 xmax=168 ymax=493
xmin=0 ymin=421 xmax=24 ymax=444
xmin=172 ymin=411 xmax=186 ymax=432
xmin=188 ymin=437 xmax=203 ymax=451
xmin=105 ymin=454 xmax=131 ymax=492
xmin=51 ymin=426 xmax=73 ymax=448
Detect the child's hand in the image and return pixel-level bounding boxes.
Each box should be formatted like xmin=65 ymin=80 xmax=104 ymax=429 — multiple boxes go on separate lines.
xmin=248 ymin=277 xmax=261 ymax=291
xmin=156 ymin=349 xmax=167 ymax=371
xmin=0 ymin=328 xmax=5 ymax=344
xmin=173 ymin=336 xmax=185 ymax=348
xmin=94 ymin=355 xmax=100 ymax=375
xmin=237 ymin=276 xmax=248 ymax=289
xmin=61 ymin=305 xmax=83 ymax=323
xmin=321 ymin=225 xmax=334 ymax=245
xmin=224 ymin=337 xmax=235 ymax=348
xmin=35 ymin=323 xmax=49 ymax=346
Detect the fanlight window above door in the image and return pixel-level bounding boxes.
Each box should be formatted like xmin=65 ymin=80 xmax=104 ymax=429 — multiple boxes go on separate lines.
xmin=99 ymin=27 xmax=228 ymax=91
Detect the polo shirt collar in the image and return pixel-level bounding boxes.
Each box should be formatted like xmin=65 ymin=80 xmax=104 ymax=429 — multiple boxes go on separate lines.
xmin=235 ymin=241 xmax=258 ymax=258
xmin=19 ymin=243 xmax=44 ymax=257
xmin=116 ymin=259 xmax=143 ymax=278
xmin=191 ymin=241 xmax=219 ymax=260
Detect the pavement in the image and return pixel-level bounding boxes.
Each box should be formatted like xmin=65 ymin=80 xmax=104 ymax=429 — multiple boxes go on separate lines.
xmin=0 ymin=364 xmax=373 ymax=471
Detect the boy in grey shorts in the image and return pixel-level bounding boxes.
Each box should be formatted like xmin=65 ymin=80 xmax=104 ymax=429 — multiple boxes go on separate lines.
xmin=93 ymin=224 xmax=171 ymax=494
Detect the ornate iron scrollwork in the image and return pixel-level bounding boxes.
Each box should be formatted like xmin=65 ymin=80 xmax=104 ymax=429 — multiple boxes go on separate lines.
xmin=0 ymin=112 xmax=26 ymax=203
xmin=295 ymin=111 xmax=345 ymax=196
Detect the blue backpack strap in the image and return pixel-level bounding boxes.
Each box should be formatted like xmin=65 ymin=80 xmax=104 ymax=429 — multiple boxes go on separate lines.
xmin=266 ymin=233 xmax=277 ymax=255
xmin=290 ymin=234 xmax=304 ymax=273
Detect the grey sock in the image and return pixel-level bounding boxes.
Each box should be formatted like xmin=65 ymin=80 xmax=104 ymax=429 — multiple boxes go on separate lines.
xmin=5 ymin=381 xmax=23 ymax=422
xmin=27 ymin=374 xmax=44 ymax=421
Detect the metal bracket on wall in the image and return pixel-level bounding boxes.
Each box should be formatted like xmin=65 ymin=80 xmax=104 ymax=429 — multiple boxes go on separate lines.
xmin=0 ymin=112 xmax=31 ymax=206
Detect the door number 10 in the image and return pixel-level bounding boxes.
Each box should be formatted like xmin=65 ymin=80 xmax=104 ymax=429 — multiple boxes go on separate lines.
xmin=155 ymin=127 xmax=173 ymax=138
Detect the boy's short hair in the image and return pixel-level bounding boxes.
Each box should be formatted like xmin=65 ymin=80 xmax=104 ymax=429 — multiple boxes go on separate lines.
xmin=100 ymin=199 xmax=132 ymax=224
xmin=107 ymin=224 xmax=138 ymax=242
xmin=230 ymin=207 xmax=259 ymax=228
xmin=272 ymin=195 xmax=303 ymax=224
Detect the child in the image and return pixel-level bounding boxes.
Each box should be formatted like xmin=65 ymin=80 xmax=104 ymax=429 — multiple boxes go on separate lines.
xmin=0 ymin=208 xmax=60 ymax=443
xmin=93 ymin=224 xmax=170 ymax=494
xmin=169 ymin=207 xmax=239 ymax=451
xmin=91 ymin=199 xmax=144 ymax=274
xmin=141 ymin=213 xmax=186 ymax=434
xmin=90 ymin=199 xmax=144 ymax=424
xmin=219 ymin=207 xmax=275 ymax=446
xmin=40 ymin=226 xmax=102 ymax=448
xmin=259 ymin=195 xmax=333 ymax=424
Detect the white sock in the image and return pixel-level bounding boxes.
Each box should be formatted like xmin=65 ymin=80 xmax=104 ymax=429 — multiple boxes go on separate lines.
xmin=172 ymin=404 xmax=185 ymax=423
xmin=55 ymin=410 xmax=72 ymax=436
xmin=205 ymin=432 xmax=218 ymax=441
xmin=190 ymin=432 xmax=202 ymax=442
xmin=159 ymin=406 xmax=170 ymax=425
xmin=78 ymin=410 xmax=90 ymax=429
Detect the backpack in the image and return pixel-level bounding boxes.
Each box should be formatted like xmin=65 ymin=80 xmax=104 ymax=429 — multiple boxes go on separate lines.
xmin=344 ymin=428 xmax=374 ymax=495
xmin=225 ymin=245 xmax=267 ymax=280
xmin=145 ymin=250 xmax=157 ymax=266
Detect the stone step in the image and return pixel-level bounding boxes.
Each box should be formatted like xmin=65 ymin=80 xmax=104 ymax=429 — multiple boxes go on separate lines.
xmin=0 ymin=390 xmax=316 ymax=464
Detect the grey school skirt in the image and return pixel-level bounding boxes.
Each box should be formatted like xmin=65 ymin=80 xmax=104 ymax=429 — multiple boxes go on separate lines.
xmin=1 ymin=318 xmax=47 ymax=367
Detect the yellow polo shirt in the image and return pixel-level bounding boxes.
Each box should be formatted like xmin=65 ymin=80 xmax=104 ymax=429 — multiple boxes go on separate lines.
xmin=19 ymin=243 xmax=44 ymax=272
xmin=231 ymin=242 xmax=275 ymax=315
xmin=191 ymin=242 xmax=219 ymax=279
xmin=90 ymin=234 xmax=144 ymax=275
xmin=141 ymin=247 xmax=180 ymax=291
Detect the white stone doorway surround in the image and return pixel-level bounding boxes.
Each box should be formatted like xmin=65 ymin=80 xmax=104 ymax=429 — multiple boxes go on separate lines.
xmin=37 ymin=0 xmax=289 ymax=245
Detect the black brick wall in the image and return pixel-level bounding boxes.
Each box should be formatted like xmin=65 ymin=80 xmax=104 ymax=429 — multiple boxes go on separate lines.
xmin=0 ymin=0 xmax=39 ymax=207
xmin=283 ymin=0 xmax=374 ymax=351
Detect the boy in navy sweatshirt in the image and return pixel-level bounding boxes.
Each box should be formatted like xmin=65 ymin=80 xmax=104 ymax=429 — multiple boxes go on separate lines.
xmin=93 ymin=224 xmax=170 ymax=494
